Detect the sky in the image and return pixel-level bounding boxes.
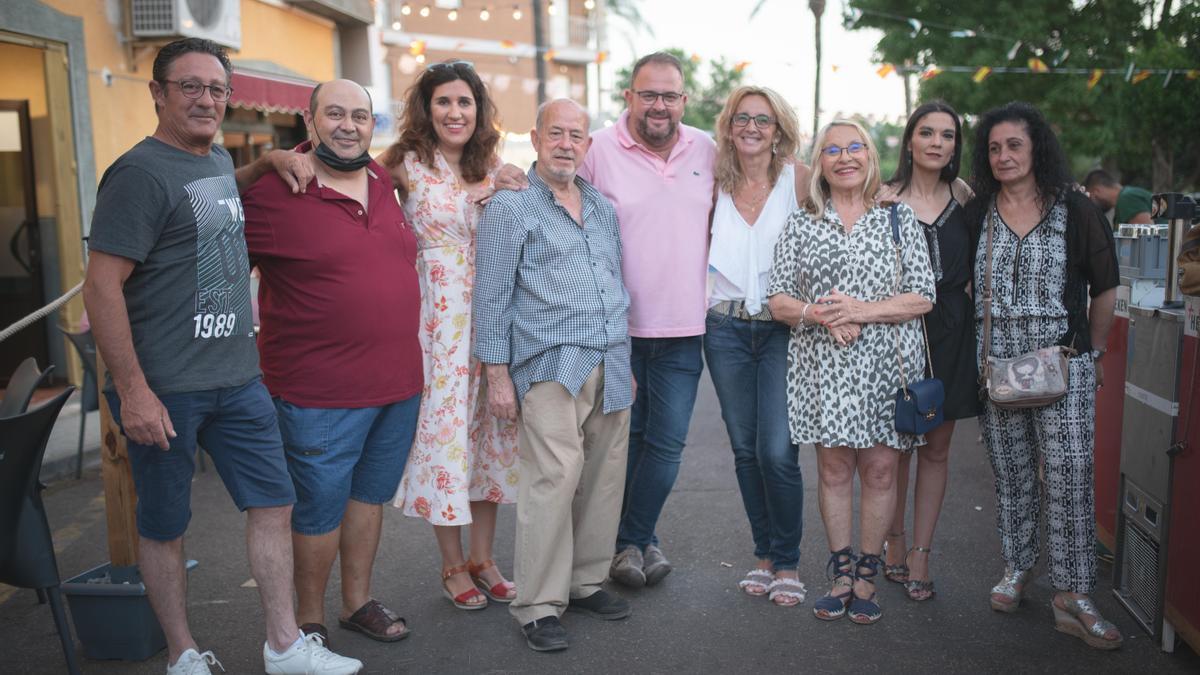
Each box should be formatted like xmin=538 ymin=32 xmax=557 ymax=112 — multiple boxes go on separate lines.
xmin=602 ymin=0 xmax=909 ymax=131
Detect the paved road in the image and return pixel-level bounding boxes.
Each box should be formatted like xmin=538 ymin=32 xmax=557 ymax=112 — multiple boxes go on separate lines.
xmin=2 ymin=377 xmax=1196 ymax=673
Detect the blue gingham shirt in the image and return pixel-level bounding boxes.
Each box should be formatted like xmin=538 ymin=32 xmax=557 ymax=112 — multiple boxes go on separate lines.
xmin=473 ymin=165 xmax=632 ymax=413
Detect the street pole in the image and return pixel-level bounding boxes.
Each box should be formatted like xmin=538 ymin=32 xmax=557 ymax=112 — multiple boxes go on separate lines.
xmin=532 ymin=0 xmax=547 ymax=104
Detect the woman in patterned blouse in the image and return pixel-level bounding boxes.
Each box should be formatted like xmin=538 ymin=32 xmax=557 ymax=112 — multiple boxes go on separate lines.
xmin=966 ymin=102 xmax=1121 ymax=650
xmin=767 ymin=120 xmax=935 ymax=625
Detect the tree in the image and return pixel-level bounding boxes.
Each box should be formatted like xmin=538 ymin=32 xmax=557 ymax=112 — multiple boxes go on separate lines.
xmin=611 ymin=48 xmax=746 ymax=132
xmin=846 ymin=0 xmax=1200 ymax=191
xmin=752 ymin=1 xmax=826 ymax=139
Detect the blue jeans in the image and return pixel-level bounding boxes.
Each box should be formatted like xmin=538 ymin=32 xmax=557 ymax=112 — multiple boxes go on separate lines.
xmin=616 ymin=335 xmax=704 ymax=551
xmin=703 ymin=310 xmax=803 ymax=569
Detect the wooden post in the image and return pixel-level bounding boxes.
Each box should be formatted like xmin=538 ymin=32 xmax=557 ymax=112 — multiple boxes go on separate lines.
xmin=96 ymin=355 xmax=138 ymax=567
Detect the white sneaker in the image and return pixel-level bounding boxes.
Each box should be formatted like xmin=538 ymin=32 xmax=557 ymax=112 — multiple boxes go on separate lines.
xmin=167 ymin=648 xmax=224 ymax=674
xmin=263 ymin=632 xmax=363 ymax=675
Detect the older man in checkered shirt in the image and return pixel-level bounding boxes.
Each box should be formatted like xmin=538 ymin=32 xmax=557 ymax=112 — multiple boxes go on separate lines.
xmin=473 ymin=98 xmax=634 ymax=653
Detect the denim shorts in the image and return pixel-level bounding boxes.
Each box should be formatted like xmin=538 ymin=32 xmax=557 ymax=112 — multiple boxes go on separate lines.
xmin=275 ymin=394 xmax=420 ymax=535
xmin=105 ymin=377 xmax=297 ymax=542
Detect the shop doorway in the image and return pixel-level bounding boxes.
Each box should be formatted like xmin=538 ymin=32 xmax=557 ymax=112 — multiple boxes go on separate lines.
xmin=0 ymin=99 xmax=47 ymax=382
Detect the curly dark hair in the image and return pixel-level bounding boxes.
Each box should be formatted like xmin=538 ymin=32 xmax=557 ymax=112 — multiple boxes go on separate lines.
xmin=383 ymin=61 xmax=500 ymax=198
xmin=970 ymin=101 xmax=1072 ymax=206
xmin=888 ymin=100 xmax=962 ymax=193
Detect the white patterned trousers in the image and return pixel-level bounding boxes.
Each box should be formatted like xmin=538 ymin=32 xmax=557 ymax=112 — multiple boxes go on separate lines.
xmin=979 ymin=315 xmax=1098 ymax=594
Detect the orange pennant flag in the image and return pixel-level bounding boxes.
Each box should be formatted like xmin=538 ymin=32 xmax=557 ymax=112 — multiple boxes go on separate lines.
xmin=1131 ymin=69 xmax=1152 ymax=84
xmin=1027 ymin=58 xmax=1049 ymax=73
xmin=972 ymin=66 xmax=992 ymax=83
xmin=876 ymin=63 xmax=895 ymax=78
xmin=831 ymin=64 xmax=840 ymax=73
xmin=499 ymin=39 xmax=515 ymax=49
xmin=595 ymin=51 xmax=608 ymax=64
xmin=1087 ymin=69 xmax=1103 ymax=90
xmin=543 ymin=49 xmax=556 ymax=62
xmin=920 ymin=66 xmax=943 ymax=81
xmin=408 ymin=40 xmax=426 ymax=56
xmin=734 ymin=61 xmax=751 ymax=73
xmin=1187 ymin=70 xmax=1200 ymax=80
xmin=690 ymin=54 xmax=702 ymax=64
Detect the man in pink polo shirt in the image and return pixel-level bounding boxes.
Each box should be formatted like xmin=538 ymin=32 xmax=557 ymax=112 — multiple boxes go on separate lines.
xmin=579 ymin=52 xmax=716 ymax=588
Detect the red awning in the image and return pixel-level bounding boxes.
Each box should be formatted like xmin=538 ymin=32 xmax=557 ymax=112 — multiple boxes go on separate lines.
xmin=229 ymin=71 xmax=315 ymax=115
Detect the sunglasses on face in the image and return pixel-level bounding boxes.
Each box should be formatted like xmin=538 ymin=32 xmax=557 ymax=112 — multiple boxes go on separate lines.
xmin=821 ymin=142 xmax=867 ymax=157
xmin=732 ymin=113 xmax=776 ymax=129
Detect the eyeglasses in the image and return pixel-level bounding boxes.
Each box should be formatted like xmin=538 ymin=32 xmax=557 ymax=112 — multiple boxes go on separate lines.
xmin=821 ymin=142 xmax=867 ymax=157
xmin=161 ymin=79 xmax=232 ymax=102
xmin=634 ymin=90 xmax=684 ymax=106
xmin=732 ymin=113 xmax=776 ymax=129
xmin=428 ymin=60 xmax=475 ymax=72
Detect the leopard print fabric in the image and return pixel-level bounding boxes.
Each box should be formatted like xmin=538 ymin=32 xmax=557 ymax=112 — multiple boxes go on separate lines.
xmin=767 ymin=202 xmax=936 ymax=450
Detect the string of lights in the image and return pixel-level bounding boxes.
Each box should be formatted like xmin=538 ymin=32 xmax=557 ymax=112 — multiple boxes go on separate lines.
xmin=388 ymin=0 xmax=595 ymax=29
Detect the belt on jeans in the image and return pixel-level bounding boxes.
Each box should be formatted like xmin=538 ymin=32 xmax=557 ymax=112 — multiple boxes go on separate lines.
xmin=709 ymin=299 xmax=774 ymax=322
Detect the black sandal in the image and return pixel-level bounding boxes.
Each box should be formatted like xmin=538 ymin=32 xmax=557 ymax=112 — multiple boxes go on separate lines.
xmin=848 ymin=553 xmax=883 ymax=625
xmin=813 ymin=547 xmax=854 ymax=621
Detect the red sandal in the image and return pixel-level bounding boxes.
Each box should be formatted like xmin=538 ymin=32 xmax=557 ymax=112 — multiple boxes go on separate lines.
xmin=467 ymin=558 xmax=517 ymax=603
xmin=442 ymin=564 xmax=488 ymax=610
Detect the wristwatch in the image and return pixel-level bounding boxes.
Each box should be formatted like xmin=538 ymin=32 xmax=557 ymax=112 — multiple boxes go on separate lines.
xmin=1090 ymin=349 xmax=1106 ymax=361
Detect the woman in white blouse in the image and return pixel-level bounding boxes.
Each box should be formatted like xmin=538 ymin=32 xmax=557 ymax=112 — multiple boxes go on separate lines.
xmin=705 ymin=86 xmax=811 ymax=607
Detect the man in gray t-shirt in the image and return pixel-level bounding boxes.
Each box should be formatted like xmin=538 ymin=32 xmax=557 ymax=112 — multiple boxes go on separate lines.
xmin=89 ymin=138 xmax=258 ymax=395
xmin=82 ymin=38 xmax=362 ymax=675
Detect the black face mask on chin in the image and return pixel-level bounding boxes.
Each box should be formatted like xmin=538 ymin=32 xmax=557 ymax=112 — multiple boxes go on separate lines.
xmin=313 ymin=128 xmax=372 ymax=172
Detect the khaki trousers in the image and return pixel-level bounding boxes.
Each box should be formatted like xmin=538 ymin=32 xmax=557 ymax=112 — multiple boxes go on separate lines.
xmin=509 ymin=365 xmax=630 ymax=625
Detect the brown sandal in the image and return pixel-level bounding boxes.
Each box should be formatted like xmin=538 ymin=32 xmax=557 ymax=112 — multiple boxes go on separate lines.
xmin=467 ymin=558 xmax=517 ymax=603
xmin=443 ymin=563 xmax=488 ymax=610
xmin=299 ymin=622 xmax=330 ymax=649
xmin=338 ymin=599 xmax=409 ymax=642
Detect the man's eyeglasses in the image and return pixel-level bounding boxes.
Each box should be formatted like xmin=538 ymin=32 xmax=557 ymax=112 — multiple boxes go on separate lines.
xmin=161 ymin=79 xmax=232 ymax=102
xmin=428 ymin=60 xmax=475 ymax=72
xmin=821 ymin=142 xmax=867 ymax=157
xmin=732 ymin=113 xmax=776 ymax=129
xmin=634 ymin=90 xmax=684 ymax=106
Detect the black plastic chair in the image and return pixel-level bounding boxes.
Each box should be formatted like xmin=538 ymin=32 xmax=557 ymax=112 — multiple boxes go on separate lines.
xmin=0 ymin=387 xmax=81 ymax=674
xmin=59 ymin=328 xmax=99 ymax=479
xmin=0 ymin=357 xmax=55 ymax=419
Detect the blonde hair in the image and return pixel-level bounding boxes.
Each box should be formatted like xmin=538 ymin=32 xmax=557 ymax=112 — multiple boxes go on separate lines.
xmin=805 ymin=119 xmax=881 ymax=219
xmin=714 ymin=86 xmax=801 ymax=195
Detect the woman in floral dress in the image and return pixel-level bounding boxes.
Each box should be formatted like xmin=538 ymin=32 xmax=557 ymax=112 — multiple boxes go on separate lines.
xmin=381 ymin=61 xmax=519 ymax=610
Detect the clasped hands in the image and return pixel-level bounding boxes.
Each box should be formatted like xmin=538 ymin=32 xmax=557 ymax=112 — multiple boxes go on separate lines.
xmin=809 ymin=288 xmax=867 ymax=347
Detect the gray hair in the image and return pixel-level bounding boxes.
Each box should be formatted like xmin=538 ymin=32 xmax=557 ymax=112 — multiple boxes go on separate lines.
xmin=535 ymin=98 xmax=590 ymax=133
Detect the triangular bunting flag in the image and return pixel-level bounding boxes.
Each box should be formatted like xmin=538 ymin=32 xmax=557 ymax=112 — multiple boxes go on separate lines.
xmin=972 ymin=67 xmax=992 ymax=83
xmin=1027 ymin=58 xmax=1049 ymax=73
xmin=1087 ymin=69 xmax=1103 ymax=90
xmin=876 ymin=63 xmax=895 ymax=78
xmin=920 ymin=66 xmax=943 ymax=80
xmin=1132 ymin=69 xmax=1152 ymax=84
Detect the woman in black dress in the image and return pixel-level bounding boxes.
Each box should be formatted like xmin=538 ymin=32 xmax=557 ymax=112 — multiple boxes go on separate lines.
xmin=878 ymin=101 xmax=979 ymax=601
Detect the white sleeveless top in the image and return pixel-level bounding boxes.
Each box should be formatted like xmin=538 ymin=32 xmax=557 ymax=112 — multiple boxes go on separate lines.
xmin=708 ymin=163 xmax=797 ymax=315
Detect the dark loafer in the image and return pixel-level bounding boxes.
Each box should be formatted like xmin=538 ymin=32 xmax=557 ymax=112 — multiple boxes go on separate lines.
xmin=567 ymin=589 xmax=631 ymax=620
xmin=521 ymin=615 xmax=568 ymax=652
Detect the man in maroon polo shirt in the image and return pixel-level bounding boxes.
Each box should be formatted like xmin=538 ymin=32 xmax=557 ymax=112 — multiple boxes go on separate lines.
xmin=242 ymin=79 xmax=422 ymax=647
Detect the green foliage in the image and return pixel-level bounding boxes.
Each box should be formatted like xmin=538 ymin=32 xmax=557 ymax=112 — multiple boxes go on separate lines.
xmin=846 ymin=0 xmax=1200 ymax=190
xmin=611 ymin=48 xmax=746 ymax=133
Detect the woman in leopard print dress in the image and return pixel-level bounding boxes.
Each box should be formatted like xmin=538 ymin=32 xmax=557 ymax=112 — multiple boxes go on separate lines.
xmin=768 ymin=120 xmax=935 ymax=625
